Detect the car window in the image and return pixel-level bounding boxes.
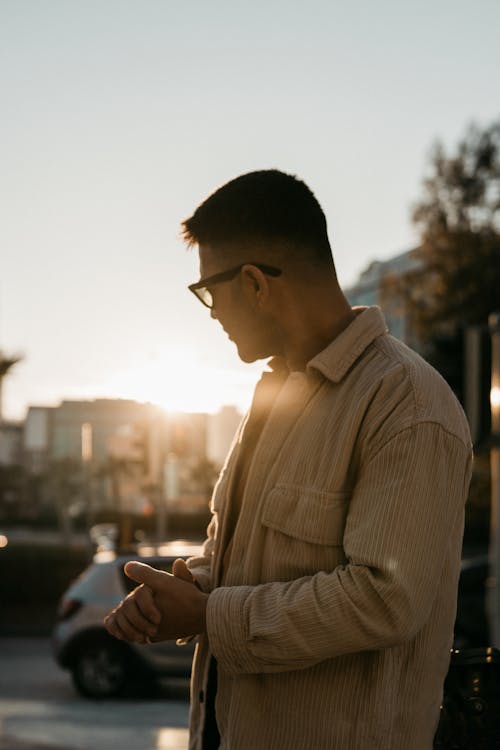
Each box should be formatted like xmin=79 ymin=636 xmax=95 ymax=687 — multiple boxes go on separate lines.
xmin=119 ymin=556 xmax=178 ymax=594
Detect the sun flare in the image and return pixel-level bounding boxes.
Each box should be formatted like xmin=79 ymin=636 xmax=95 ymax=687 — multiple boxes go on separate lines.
xmin=99 ymin=348 xmax=255 ymax=415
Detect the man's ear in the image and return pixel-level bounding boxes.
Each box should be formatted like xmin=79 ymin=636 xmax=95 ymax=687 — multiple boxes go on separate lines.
xmin=240 ymin=265 xmax=270 ymax=308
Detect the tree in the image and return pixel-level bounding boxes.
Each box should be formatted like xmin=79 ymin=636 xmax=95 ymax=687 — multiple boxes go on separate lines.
xmin=413 ymin=121 xmax=500 ymax=236
xmin=46 ymin=458 xmax=83 ymax=542
xmin=0 ymin=352 xmax=22 ymax=421
xmin=189 ymin=458 xmax=219 ymax=496
xmin=95 ymin=455 xmax=144 ymax=552
xmin=385 ymin=120 xmax=500 ymax=404
xmin=0 ymin=464 xmax=25 ymax=521
xmin=382 ymin=119 xmax=500 ymax=544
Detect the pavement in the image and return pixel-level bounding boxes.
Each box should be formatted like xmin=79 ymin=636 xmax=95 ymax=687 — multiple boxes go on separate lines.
xmin=0 ymin=729 xmax=190 ymax=750
xmin=0 ymin=637 xmax=190 ymax=750
xmin=0 ymin=732 xmax=190 ymax=750
xmin=0 ymin=700 xmax=190 ymax=750
xmin=0 ymin=738 xmax=63 ymax=750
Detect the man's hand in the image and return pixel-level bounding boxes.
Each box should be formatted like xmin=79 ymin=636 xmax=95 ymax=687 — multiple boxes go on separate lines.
xmin=104 ymin=558 xmax=208 ymax=644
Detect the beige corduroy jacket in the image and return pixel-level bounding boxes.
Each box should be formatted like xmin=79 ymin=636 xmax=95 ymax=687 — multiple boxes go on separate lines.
xmin=186 ymin=306 xmax=472 ymax=750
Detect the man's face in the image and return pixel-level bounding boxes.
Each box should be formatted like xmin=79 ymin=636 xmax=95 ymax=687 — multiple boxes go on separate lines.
xmin=197 ymin=244 xmax=280 ymax=363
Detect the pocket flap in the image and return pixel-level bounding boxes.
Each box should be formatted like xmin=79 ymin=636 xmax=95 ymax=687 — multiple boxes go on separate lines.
xmin=261 ymin=484 xmax=349 ymax=545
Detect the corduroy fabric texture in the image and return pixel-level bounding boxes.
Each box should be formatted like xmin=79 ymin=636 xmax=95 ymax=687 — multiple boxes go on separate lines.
xmin=186 ymin=306 xmax=472 ymax=750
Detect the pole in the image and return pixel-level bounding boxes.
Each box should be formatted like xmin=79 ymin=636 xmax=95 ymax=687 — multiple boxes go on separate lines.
xmin=488 ymin=312 xmax=500 ymax=646
xmin=81 ymin=422 xmax=94 ymax=554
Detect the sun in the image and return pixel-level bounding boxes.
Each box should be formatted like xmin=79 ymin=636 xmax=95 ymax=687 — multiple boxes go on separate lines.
xmin=99 ymin=348 xmax=255 ymax=414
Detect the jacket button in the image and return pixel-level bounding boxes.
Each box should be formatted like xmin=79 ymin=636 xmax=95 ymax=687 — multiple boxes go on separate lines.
xmin=199 ymin=690 xmax=204 ymax=703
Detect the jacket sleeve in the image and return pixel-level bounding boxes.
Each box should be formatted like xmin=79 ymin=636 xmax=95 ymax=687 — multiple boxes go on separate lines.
xmin=206 ymin=422 xmax=472 ymax=675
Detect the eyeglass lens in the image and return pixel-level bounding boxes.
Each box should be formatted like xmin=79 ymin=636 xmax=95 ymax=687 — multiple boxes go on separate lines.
xmin=198 ymin=287 xmax=213 ymax=308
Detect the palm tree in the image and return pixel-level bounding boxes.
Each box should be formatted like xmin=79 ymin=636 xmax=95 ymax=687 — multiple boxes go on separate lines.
xmin=95 ymin=456 xmax=138 ymax=552
xmin=0 ymin=352 xmax=22 ymax=422
xmin=46 ymin=457 xmax=83 ymax=543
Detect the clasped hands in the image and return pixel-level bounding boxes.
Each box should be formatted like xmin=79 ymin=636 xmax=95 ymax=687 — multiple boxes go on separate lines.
xmin=104 ymin=558 xmax=208 ymax=644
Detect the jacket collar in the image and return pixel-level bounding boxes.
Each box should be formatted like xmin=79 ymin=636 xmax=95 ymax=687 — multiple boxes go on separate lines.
xmin=306 ymin=306 xmax=388 ymax=384
xmin=267 ymin=306 xmax=388 ymax=384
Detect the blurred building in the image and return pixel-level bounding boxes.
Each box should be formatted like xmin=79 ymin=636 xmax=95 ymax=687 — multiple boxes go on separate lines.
xmin=24 ymin=406 xmax=53 ymax=474
xmin=0 ymin=421 xmax=23 ymax=466
xmin=167 ymin=412 xmax=208 ymax=463
xmin=207 ymin=405 xmax=242 ymax=468
xmin=346 ymin=249 xmax=422 ymax=347
xmin=18 ymin=398 xmax=223 ymax=519
xmin=0 ymin=421 xmax=24 ymax=519
xmin=51 ymin=399 xmax=160 ymax=464
xmin=162 ymin=412 xmax=211 ymax=512
xmin=23 ymin=399 xmax=165 ymax=470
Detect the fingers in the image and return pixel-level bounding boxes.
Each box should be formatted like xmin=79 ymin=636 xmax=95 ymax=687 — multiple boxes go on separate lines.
xmin=104 ymin=560 xmax=203 ymax=644
xmin=172 ymin=558 xmax=194 ymax=583
xmin=125 ymin=561 xmax=170 ymax=588
xmin=134 ymin=583 xmax=162 ymax=625
xmin=104 ymin=584 xmax=160 ymax=644
xmin=105 ymin=609 xmax=149 ymax=644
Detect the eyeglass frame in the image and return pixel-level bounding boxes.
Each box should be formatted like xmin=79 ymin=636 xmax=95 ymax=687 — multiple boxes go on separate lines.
xmin=188 ymin=262 xmax=282 ymax=308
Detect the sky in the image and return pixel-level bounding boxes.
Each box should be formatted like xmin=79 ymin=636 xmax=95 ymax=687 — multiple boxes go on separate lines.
xmin=1 ymin=0 xmax=499 ymax=420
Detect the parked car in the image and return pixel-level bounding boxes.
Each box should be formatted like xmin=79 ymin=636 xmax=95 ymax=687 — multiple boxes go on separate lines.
xmin=52 ymin=541 xmax=203 ymax=698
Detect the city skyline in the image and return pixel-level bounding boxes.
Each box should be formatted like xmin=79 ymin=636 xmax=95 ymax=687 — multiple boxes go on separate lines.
xmin=1 ymin=0 xmax=499 ymax=420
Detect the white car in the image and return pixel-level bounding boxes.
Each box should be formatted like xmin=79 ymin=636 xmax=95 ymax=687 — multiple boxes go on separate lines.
xmin=52 ymin=541 xmax=203 ymax=698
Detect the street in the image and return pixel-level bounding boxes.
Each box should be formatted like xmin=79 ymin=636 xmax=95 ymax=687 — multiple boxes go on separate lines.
xmin=0 ymin=638 xmax=190 ymax=750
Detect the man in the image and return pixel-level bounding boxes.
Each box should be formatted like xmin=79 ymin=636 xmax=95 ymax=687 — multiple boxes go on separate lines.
xmin=105 ymin=169 xmax=472 ymax=749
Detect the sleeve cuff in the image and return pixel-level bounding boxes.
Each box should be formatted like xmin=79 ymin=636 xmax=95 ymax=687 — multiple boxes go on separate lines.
xmin=206 ymin=585 xmax=257 ymax=675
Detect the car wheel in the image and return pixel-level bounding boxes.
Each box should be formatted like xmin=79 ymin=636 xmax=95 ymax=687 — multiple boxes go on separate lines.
xmin=71 ymin=636 xmax=131 ymax=698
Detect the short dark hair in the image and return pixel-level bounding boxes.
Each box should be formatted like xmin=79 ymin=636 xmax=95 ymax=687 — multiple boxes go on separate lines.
xmin=181 ymin=169 xmax=333 ymax=267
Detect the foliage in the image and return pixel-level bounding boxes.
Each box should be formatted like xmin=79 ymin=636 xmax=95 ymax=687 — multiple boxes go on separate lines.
xmin=383 ymin=120 xmax=500 ymax=403
xmin=0 ymin=353 xmax=22 ymax=377
xmin=95 ymin=456 xmax=136 ymax=510
xmin=0 ymin=464 xmax=25 ymax=508
xmin=188 ymin=458 xmax=220 ymax=494
xmin=43 ymin=458 xmax=85 ymax=540
xmin=411 ymin=120 xmax=500 ymax=336
xmin=413 ymin=121 xmax=500 ymax=236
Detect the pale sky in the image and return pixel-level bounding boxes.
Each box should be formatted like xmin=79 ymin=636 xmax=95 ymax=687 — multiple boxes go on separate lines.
xmin=1 ymin=0 xmax=499 ymax=420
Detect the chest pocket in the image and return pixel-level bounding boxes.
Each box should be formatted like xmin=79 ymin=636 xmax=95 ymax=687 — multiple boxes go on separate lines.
xmin=261 ymin=484 xmax=349 ymax=546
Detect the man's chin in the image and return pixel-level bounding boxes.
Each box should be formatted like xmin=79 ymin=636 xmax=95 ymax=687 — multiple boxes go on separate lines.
xmin=235 ymin=342 xmax=271 ymax=364
xmin=236 ymin=347 xmax=258 ymax=364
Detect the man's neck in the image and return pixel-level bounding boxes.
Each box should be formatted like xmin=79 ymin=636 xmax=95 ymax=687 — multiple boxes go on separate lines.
xmin=283 ymin=302 xmax=355 ymax=372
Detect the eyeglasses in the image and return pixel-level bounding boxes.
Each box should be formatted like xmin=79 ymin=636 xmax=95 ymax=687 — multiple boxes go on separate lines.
xmin=188 ymin=263 xmax=282 ymax=308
